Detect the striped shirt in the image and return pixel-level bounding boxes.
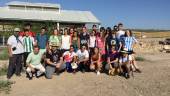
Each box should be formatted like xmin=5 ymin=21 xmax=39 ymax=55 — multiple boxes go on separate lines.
xmin=121 ymin=36 xmax=138 ymax=51
xmin=23 ymin=36 xmax=34 ymax=52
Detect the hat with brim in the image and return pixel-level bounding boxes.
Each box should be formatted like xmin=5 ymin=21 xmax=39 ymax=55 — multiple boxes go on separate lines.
xmin=14 ymin=28 xmax=20 ymax=32
xmin=120 ymin=50 xmax=129 ymax=54
xmin=51 ymin=42 xmax=59 ymax=47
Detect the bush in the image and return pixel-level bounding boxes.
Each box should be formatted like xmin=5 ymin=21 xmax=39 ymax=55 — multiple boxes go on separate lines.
xmin=0 ymin=80 xmax=13 ymax=94
xmin=0 ymin=48 xmax=8 ymax=60
xmin=135 ymin=56 xmax=145 ymax=61
xmin=0 ymin=66 xmax=8 ymax=76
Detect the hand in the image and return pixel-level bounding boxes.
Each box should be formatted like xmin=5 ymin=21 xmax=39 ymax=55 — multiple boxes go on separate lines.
xmin=56 ymin=64 xmax=60 ymax=69
xmin=48 ymin=50 xmax=52 ymax=55
xmin=77 ymin=61 xmax=80 ymax=64
xmin=31 ymin=68 xmax=35 ymax=72
xmin=8 ymin=53 xmax=13 ymax=57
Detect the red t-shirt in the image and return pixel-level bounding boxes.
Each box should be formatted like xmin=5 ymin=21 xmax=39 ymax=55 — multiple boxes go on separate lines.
xmin=19 ymin=31 xmax=36 ymax=37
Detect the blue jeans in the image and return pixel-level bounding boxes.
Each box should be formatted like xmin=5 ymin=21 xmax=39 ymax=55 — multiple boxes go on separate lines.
xmin=66 ymin=62 xmax=72 ymax=72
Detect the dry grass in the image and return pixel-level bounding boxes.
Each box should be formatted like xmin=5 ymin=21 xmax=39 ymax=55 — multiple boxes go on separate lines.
xmin=134 ymin=31 xmax=170 ymax=38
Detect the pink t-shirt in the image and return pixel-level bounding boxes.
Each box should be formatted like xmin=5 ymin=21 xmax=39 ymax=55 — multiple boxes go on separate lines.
xmin=96 ymin=36 xmax=105 ymax=54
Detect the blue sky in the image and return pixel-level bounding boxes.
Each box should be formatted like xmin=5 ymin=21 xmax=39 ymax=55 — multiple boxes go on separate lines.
xmin=0 ymin=0 xmax=170 ymax=29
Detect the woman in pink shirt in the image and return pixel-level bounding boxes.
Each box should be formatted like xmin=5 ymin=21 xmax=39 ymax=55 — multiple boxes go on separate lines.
xmin=96 ymin=32 xmax=105 ymax=55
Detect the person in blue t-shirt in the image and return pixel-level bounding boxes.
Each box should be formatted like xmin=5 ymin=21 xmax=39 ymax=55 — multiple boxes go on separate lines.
xmin=36 ymin=27 xmax=48 ymax=53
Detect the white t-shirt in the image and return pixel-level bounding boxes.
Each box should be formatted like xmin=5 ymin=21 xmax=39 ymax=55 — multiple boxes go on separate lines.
xmin=63 ymin=51 xmax=76 ymax=62
xmin=7 ymin=35 xmax=24 ymax=54
xmin=61 ymin=35 xmax=70 ymax=49
xmin=76 ymin=49 xmax=89 ymax=61
xmin=116 ymin=30 xmax=125 ymax=39
xmin=89 ymin=36 xmax=96 ymax=48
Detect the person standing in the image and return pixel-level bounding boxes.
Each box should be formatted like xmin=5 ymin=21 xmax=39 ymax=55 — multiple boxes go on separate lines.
xmin=19 ymin=23 xmax=36 ymax=37
xmin=61 ymin=28 xmax=71 ymax=53
xmin=7 ymin=28 xmax=24 ymax=79
xmin=106 ymin=27 xmax=117 ymax=53
xmin=78 ymin=27 xmax=90 ymax=49
xmin=120 ymin=29 xmax=142 ymax=73
xmin=23 ymin=29 xmax=35 ymax=68
xmin=36 ymin=27 xmax=48 ymax=53
xmin=116 ymin=23 xmax=125 ymax=52
xmin=96 ymin=32 xmax=105 ymax=55
xmin=49 ymin=29 xmax=61 ymax=49
xmin=89 ymin=30 xmax=96 ymax=55
xmin=72 ymin=31 xmax=79 ymax=52
xmin=116 ymin=23 xmax=125 ymax=40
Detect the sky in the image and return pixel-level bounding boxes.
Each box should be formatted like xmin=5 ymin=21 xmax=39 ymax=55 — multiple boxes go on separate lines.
xmin=0 ymin=0 xmax=170 ymax=29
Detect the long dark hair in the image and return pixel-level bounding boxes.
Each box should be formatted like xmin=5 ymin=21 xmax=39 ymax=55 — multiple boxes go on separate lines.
xmin=106 ymin=27 xmax=112 ymax=36
xmin=124 ymin=29 xmax=133 ymax=37
xmin=92 ymin=47 xmax=100 ymax=56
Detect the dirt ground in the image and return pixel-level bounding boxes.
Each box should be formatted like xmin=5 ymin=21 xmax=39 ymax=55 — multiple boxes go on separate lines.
xmin=0 ymin=52 xmax=170 ymax=96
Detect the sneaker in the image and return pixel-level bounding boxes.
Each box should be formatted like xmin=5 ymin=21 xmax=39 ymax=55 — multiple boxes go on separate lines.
xmin=97 ymin=71 xmax=100 ymax=75
xmin=125 ymin=73 xmax=130 ymax=79
xmin=27 ymin=72 xmax=33 ymax=80
xmin=36 ymin=71 xmax=42 ymax=77
xmin=82 ymin=69 xmax=85 ymax=73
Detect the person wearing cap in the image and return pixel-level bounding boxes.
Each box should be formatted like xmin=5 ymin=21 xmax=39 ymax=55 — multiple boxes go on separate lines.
xmin=119 ymin=49 xmax=131 ymax=79
xmin=45 ymin=43 xmax=66 ymax=79
xmin=7 ymin=28 xmax=24 ymax=79
xmin=76 ymin=45 xmax=89 ymax=73
xmin=26 ymin=46 xmax=46 ymax=80
xmin=105 ymin=45 xmax=119 ymax=76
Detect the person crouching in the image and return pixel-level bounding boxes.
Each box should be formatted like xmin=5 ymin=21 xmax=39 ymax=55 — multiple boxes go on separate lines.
xmin=45 ymin=43 xmax=66 ymax=79
xmin=26 ymin=46 xmax=45 ymax=80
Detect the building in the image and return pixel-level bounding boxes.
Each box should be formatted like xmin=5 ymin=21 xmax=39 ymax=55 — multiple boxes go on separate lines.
xmin=0 ymin=1 xmax=100 ymax=45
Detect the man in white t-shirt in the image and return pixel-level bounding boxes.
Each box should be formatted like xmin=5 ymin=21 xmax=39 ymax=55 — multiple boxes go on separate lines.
xmin=116 ymin=23 xmax=125 ymax=40
xmin=116 ymin=23 xmax=125 ymax=51
xmin=76 ymin=45 xmax=89 ymax=73
xmin=7 ymin=28 xmax=24 ymax=79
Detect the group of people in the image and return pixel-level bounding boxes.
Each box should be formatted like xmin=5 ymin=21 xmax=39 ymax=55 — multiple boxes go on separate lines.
xmin=7 ymin=23 xmax=142 ymax=80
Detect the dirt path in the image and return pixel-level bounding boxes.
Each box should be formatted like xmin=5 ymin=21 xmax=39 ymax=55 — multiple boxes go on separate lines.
xmin=1 ymin=53 xmax=170 ymax=96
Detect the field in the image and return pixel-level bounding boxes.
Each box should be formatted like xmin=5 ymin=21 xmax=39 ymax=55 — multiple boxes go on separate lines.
xmin=0 ymin=52 xmax=170 ymax=96
xmin=0 ymin=35 xmax=170 ymax=96
xmin=134 ymin=31 xmax=170 ymax=38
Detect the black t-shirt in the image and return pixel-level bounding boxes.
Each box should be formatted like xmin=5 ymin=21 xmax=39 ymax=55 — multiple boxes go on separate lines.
xmin=79 ymin=33 xmax=89 ymax=47
xmin=106 ymin=35 xmax=117 ymax=49
xmin=46 ymin=49 xmax=62 ymax=63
